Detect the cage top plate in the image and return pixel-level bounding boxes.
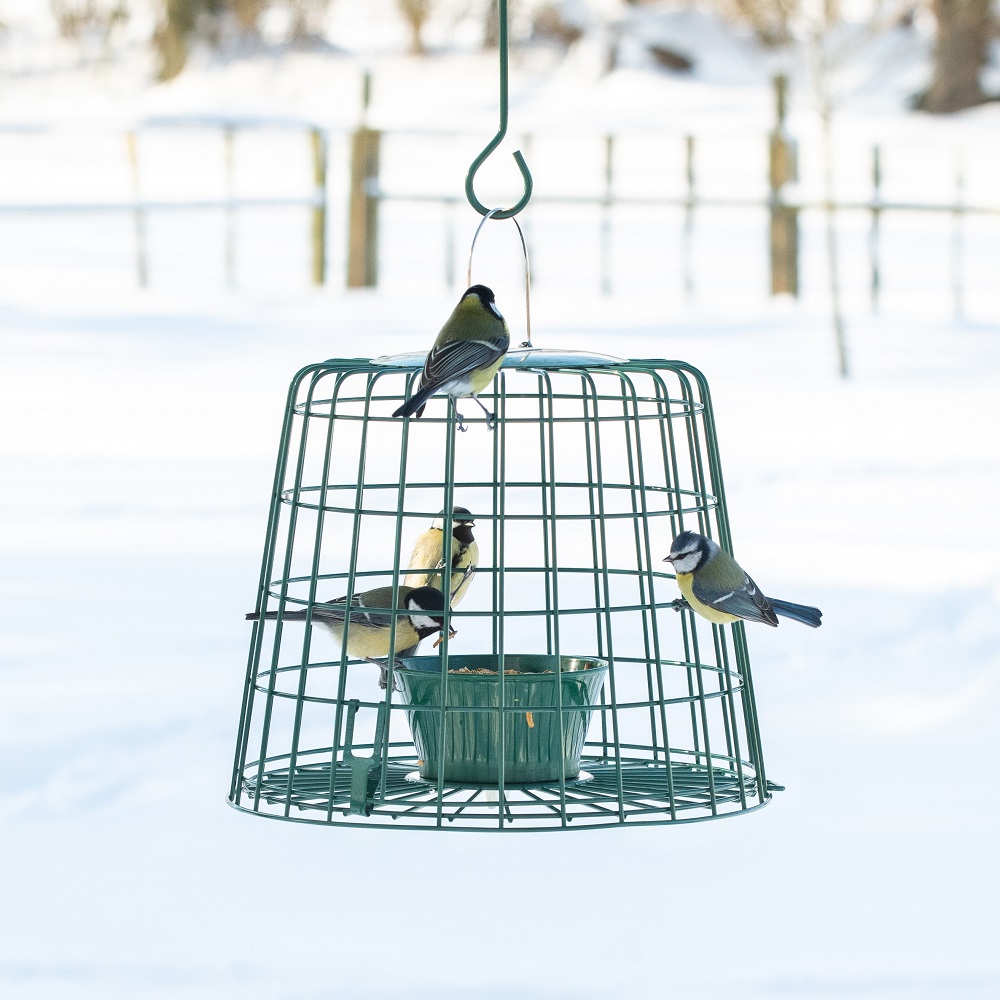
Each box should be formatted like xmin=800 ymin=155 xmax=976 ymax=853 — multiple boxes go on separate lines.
xmin=370 ymin=348 xmax=628 ymax=370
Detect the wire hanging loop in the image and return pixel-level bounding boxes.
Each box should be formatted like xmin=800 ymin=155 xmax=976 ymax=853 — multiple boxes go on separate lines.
xmin=464 ymin=0 xmax=533 ymax=221
xmin=467 ymin=209 xmax=532 ymax=348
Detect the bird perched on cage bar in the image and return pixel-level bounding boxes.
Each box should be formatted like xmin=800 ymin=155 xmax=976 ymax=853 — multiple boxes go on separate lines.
xmin=392 ymin=284 xmax=510 ymax=431
xmin=403 ymin=507 xmax=479 ymax=606
xmin=664 ymin=530 xmax=822 ymax=628
xmin=246 ymin=585 xmax=456 ymax=688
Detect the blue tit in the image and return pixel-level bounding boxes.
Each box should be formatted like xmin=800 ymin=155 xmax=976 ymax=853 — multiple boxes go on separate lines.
xmin=403 ymin=507 xmax=479 ymax=606
xmin=392 ymin=284 xmax=510 ymax=431
xmin=664 ymin=530 xmax=822 ymax=628
xmin=247 ymin=585 xmax=456 ymax=688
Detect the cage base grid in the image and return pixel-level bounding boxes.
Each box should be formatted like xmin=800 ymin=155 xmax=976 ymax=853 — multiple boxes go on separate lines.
xmin=237 ymin=754 xmax=766 ymax=830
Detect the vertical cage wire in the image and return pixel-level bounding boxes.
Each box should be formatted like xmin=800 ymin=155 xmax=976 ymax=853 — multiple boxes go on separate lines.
xmin=229 ymin=353 xmax=773 ymax=831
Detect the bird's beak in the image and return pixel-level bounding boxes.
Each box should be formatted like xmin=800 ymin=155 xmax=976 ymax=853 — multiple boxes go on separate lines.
xmin=663 ymin=555 xmax=674 ymax=563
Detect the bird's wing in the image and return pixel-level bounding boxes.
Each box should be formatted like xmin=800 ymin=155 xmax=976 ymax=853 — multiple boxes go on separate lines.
xmin=422 ymin=334 xmax=509 ymax=389
xmin=691 ymin=572 xmax=778 ymax=626
xmin=449 ymin=562 xmax=476 ymax=605
xmin=313 ymin=594 xmax=394 ymax=631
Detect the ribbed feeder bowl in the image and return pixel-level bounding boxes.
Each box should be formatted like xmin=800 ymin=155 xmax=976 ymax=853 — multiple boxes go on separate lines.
xmin=395 ymin=654 xmax=608 ymax=785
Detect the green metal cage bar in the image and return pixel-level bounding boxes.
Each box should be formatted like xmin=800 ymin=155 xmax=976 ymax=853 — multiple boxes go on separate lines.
xmin=229 ymin=350 xmax=773 ymax=831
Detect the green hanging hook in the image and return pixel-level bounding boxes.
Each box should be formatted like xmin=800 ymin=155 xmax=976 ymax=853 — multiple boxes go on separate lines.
xmin=465 ymin=0 xmax=533 ymax=220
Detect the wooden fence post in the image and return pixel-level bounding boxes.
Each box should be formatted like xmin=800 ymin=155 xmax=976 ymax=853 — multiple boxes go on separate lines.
xmin=125 ymin=129 xmax=148 ymax=288
xmin=952 ymin=150 xmax=964 ymax=319
xmin=683 ymin=134 xmax=695 ymax=299
xmin=869 ymin=145 xmax=881 ymax=311
xmin=768 ymin=75 xmax=798 ymax=297
xmin=224 ymin=125 xmax=237 ymax=288
xmin=310 ymin=127 xmax=328 ymax=286
xmin=346 ymin=127 xmax=380 ymax=288
xmin=601 ymin=134 xmax=614 ymax=296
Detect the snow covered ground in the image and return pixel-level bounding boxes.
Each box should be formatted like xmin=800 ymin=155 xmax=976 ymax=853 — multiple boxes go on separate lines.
xmin=2 ymin=6 xmax=1000 ymax=998
xmin=2 ymin=283 xmax=999 ymax=1000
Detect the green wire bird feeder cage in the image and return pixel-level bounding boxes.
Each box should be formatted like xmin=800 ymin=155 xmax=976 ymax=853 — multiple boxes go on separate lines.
xmin=229 ymin=351 xmax=776 ymax=831
xmin=228 ymin=0 xmax=776 ymax=831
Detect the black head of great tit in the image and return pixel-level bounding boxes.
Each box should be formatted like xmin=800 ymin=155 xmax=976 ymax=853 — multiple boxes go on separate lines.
xmin=247 ymin=584 xmax=456 ymax=687
xmin=664 ymin=530 xmax=822 ymax=628
xmin=392 ymin=285 xmax=510 ymax=431
xmin=403 ymin=506 xmax=479 ymax=606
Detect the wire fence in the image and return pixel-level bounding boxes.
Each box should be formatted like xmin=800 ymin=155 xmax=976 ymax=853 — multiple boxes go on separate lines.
xmin=1 ymin=106 xmax=998 ymax=322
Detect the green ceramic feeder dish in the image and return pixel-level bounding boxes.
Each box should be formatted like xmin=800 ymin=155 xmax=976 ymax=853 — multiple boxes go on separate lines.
xmin=396 ymin=654 xmax=608 ymax=785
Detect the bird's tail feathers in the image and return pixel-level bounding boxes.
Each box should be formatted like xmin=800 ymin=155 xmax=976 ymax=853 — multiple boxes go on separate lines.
xmin=245 ymin=609 xmax=310 ymax=622
xmin=769 ymin=599 xmax=823 ymax=628
xmin=393 ymin=381 xmax=435 ymax=419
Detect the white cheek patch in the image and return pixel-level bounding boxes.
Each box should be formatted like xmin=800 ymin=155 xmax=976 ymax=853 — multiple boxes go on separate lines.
xmin=670 ymin=552 xmax=701 ymax=574
xmin=409 ymin=614 xmax=439 ymax=632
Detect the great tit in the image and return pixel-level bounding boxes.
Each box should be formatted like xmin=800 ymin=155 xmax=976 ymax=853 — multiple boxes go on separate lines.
xmin=392 ymin=284 xmax=510 ymax=431
xmin=246 ymin=585 xmax=455 ymax=688
xmin=403 ymin=507 xmax=479 ymax=606
xmin=664 ymin=530 xmax=822 ymax=628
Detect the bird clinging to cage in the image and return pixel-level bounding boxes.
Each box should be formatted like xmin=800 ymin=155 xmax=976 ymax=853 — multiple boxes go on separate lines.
xmin=403 ymin=507 xmax=479 ymax=606
xmin=392 ymin=285 xmax=510 ymax=431
xmin=664 ymin=530 xmax=822 ymax=628
xmin=246 ymin=585 xmax=456 ymax=688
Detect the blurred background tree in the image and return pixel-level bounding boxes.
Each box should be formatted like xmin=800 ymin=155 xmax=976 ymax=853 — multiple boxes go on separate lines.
xmin=230 ymin=0 xmax=266 ymax=33
xmin=149 ymin=0 xmax=331 ymax=77
xmin=287 ymin=0 xmax=330 ymax=41
xmin=153 ymin=0 xmax=222 ymax=80
xmin=41 ymin=0 xmax=993 ymax=112
xmin=530 ymin=2 xmax=586 ymax=45
xmin=724 ymin=0 xmax=799 ymax=44
xmin=50 ymin=0 xmax=130 ymax=60
xmin=398 ymin=0 xmax=432 ymax=54
xmin=622 ymin=0 xmax=798 ymax=46
xmin=918 ymin=0 xmax=993 ymax=111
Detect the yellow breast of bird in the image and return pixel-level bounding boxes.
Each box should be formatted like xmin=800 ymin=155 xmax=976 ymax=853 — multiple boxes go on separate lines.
xmin=466 ymin=355 xmax=505 ymax=395
xmin=675 ymin=572 xmax=740 ymax=625
xmin=327 ymin=618 xmax=421 ymax=659
xmin=403 ymin=531 xmax=446 ymax=591
xmin=404 ymin=535 xmax=478 ymax=607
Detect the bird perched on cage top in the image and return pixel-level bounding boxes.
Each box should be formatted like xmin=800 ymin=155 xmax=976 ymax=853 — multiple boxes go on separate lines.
xmin=392 ymin=284 xmax=510 ymax=431
xmin=246 ymin=585 xmax=455 ymax=688
xmin=404 ymin=507 xmax=479 ymax=606
xmin=664 ymin=530 xmax=822 ymax=628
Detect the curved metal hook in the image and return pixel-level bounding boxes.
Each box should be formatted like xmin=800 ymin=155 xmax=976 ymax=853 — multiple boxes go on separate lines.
xmin=464 ymin=0 xmax=532 ymax=220
xmin=465 ymin=148 xmax=533 ymax=221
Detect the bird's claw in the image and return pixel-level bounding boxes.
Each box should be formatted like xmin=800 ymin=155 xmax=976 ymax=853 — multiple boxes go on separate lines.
xmin=370 ymin=656 xmax=403 ymax=691
xmin=670 ymin=598 xmax=692 ymax=613
xmin=377 ymin=664 xmax=404 ymax=692
xmin=456 ymin=412 xmax=468 ymax=433
xmin=485 ymin=412 xmax=496 ymax=432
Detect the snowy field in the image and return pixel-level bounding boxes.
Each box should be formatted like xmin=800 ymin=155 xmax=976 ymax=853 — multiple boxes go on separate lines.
xmin=2 ymin=282 xmax=999 ymax=1000
xmin=2 ymin=6 xmax=1000 ymax=999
